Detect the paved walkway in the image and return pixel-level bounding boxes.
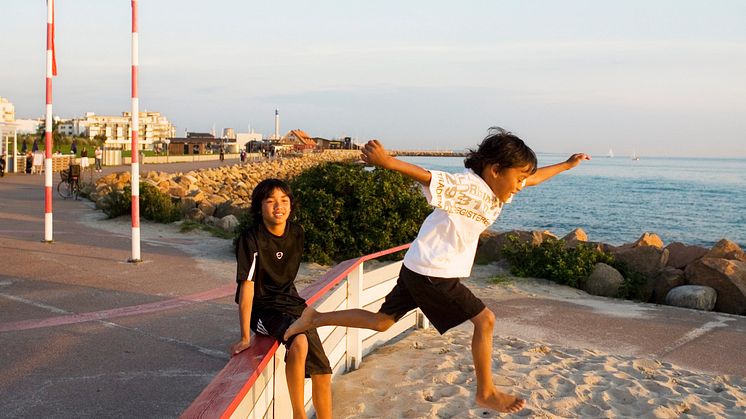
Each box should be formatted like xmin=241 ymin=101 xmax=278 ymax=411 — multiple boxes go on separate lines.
xmin=1 ymin=161 xmax=744 ymax=418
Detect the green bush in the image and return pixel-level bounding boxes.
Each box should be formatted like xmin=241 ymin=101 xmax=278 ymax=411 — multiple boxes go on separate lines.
xmin=291 ymin=163 xmax=431 ymax=263
xmin=234 ymin=163 xmax=431 ymax=264
xmin=102 ymin=183 xmax=181 ymax=223
xmin=501 ymin=235 xmax=651 ymax=300
xmin=502 ymin=235 xmax=614 ymax=288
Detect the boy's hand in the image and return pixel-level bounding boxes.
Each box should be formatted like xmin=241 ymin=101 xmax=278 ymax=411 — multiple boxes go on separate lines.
xmin=565 ymin=153 xmax=591 ymax=169
xmin=361 ymin=140 xmax=393 ymax=168
xmin=230 ymin=338 xmax=251 ymax=356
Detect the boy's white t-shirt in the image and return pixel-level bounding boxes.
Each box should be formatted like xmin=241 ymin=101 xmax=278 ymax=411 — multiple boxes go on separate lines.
xmin=403 ymin=168 xmax=503 ymax=278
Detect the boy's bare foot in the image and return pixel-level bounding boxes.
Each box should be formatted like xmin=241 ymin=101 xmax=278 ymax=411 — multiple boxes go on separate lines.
xmin=476 ymin=389 xmax=525 ymax=414
xmin=283 ymin=306 xmax=317 ymax=341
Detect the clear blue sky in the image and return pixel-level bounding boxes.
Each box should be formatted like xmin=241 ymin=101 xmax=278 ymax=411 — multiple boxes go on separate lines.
xmin=3 ymin=1 xmax=745 ymax=157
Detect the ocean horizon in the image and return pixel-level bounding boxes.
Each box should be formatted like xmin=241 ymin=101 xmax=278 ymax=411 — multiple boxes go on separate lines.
xmin=399 ymin=154 xmax=746 ymax=249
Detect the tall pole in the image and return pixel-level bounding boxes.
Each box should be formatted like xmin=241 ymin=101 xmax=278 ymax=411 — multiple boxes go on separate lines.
xmin=44 ymin=0 xmax=56 ymax=243
xmin=130 ymin=0 xmax=141 ymax=262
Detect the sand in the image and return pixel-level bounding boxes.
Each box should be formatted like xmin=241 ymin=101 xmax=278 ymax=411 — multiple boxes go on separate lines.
xmin=80 ymin=211 xmax=745 ymax=418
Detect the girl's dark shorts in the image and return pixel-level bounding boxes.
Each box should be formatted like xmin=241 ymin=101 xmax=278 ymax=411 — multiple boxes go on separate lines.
xmin=251 ymin=308 xmax=332 ymax=377
xmin=378 ymin=265 xmax=486 ymax=334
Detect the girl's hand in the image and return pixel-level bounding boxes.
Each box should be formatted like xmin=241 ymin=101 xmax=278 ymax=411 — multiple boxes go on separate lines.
xmin=230 ymin=338 xmax=251 ymax=356
xmin=361 ymin=140 xmax=393 ymax=168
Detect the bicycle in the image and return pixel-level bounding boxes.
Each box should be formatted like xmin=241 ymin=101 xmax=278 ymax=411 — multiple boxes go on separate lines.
xmin=58 ymin=164 xmax=81 ymax=200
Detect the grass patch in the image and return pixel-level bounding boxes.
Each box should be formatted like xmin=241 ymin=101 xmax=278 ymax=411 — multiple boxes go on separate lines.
xmin=180 ymin=220 xmax=234 ymax=239
xmin=488 ymin=274 xmax=514 ymax=285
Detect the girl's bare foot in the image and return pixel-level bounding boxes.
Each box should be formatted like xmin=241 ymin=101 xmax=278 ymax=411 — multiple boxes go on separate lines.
xmin=476 ymin=389 xmax=525 ymax=414
xmin=283 ymin=306 xmax=317 ymax=341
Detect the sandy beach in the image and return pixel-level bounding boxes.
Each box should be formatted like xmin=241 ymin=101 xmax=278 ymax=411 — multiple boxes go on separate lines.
xmin=79 ymin=211 xmax=745 ymax=418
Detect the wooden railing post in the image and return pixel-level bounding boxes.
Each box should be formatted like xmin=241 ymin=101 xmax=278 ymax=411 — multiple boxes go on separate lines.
xmin=345 ymin=262 xmax=364 ymax=370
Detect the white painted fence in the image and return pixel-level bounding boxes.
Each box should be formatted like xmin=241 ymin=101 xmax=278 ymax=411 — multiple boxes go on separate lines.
xmin=181 ymin=244 xmax=428 ymax=418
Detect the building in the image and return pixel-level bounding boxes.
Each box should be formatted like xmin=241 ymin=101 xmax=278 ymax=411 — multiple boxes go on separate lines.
xmin=222 ymin=128 xmax=236 ymax=140
xmin=1 ymin=97 xmax=15 ymax=123
xmin=282 ymin=129 xmax=317 ymax=152
xmin=166 ymin=132 xmax=215 ymax=155
xmin=80 ymin=111 xmax=176 ymax=150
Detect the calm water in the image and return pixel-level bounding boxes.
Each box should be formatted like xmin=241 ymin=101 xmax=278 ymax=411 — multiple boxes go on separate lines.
xmin=399 ymin=154 xmax=746 ymax=248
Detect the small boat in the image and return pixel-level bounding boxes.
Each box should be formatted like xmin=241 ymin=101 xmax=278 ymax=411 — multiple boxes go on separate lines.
xmin=631 ymin=149 xmax=640 ymax=161
xmin=607 ymin=147 xmax=614 ymax=158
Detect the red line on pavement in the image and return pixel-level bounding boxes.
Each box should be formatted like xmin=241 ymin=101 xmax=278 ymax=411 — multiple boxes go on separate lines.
xmin=0 ymin=284 xmax=234 ymax=333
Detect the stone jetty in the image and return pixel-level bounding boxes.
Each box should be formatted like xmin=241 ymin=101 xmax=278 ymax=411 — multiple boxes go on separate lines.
xmin=90 ymin=151 xmax=359 ymax=228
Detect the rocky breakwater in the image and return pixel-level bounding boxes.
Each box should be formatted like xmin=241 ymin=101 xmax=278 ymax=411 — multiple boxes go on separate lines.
xmin=478 ymin=229 xmax=746 ymax=316
xmin=91 ymin=151 xmax=360 ymax=232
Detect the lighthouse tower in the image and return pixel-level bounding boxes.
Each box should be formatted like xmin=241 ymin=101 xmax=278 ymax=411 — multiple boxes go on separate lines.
xmin=274 ymin=108 xmax=280 ymax=140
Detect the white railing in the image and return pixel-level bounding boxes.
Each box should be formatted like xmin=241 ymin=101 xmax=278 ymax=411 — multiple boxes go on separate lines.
xmin=181 ymin=244 xmax=429 ymax=419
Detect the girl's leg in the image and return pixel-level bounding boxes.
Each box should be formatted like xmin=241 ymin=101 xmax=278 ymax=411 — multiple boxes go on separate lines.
xmin=310 ymin=374 xmax=332 ymax=419
xmin=285 ymin=334 xmax=309 ymax=419
xmin=470 ymin=308 xmax=525 ymax=413
xmin=284 ymin=307 xmax=395 ymax=341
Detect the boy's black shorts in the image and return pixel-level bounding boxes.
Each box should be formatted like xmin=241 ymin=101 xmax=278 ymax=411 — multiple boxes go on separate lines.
xmin=251 ymin=308 xmax=332 ymax=378
xmin=379 ymin=265 xmax=486 ymax=334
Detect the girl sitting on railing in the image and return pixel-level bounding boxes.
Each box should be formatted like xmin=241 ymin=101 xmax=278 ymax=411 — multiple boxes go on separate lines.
xmin=231 ymin=178 xmax=333 ymax=419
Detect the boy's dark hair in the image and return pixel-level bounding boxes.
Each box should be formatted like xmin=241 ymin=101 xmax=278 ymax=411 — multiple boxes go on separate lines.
xmin=250 ymin=178 xmax=295 ymax=224
xmin=464 ymin=127 xmax=538 ymax=175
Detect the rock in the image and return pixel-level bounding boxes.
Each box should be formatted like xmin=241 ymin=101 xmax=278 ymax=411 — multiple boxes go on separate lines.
xmin=583 ymin=263 xmax=624 ymax=297
xmin=562 ymin=228 xmax=588 ymax=243
xmin=532 ymin=230 xmax=558 ymax=245
xmin=613 ymin=246 xmax=669 ymax=278
xmin=214 ymin=201 xmax=244 ymax=219
xmin=665 ymin=285 xmax=717 ymax=311
xmin=198 ymin=201 xmax=216 ymax=217
xmin=685 ymin=258 xmax=746 ymax=315
xmin=185 ymin=207 xmax=206 ymax=222
xmin=204 ymin=216 xmax=220 ymax=228
xmin=168 ymin=185 xmax=186 ymax=198
xmin=705 ymin=239 xmax=746 ymax=262
xmin=218 ymin=215 xmax=239 ymax=232
xmin=180 ymin=197 xmax=199 ymax=213
xmin=475 ymin=231 xmax=503 ymax=264
xmin=634 ymin=232 xmax=664 ymax=249
xmin=652 ymin=267 xmax=686 ymax=304
xmin=665 ymin=242 xmax=708 ymax=269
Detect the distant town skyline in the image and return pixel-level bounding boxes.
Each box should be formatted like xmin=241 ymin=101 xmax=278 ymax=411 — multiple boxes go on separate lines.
xmin=3 ymin=1 xmax=745 ymax=157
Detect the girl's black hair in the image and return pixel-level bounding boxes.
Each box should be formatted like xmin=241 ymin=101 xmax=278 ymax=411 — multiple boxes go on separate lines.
xmin=464 ymin=127 xmax=538 ymax=175
xmin=250 ymin=178 xmax=295 ymax=224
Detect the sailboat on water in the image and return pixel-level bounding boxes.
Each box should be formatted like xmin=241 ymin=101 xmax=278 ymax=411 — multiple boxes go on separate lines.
xmin=607 ymin=147 xmax=614 ymax=158
xmin=631 ymin=149 xmax=640 ymax=161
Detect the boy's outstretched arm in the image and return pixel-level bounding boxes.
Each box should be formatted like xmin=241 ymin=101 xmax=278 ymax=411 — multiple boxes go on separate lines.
xmin=525 ymin=153 xmax=591 ymax=187
xmin=361 ymin=140 xmax=432 ymax=187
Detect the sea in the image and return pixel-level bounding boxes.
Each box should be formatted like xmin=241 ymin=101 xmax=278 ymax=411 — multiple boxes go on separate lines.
xmin=399 ymin=154 xmax=746 ymax=248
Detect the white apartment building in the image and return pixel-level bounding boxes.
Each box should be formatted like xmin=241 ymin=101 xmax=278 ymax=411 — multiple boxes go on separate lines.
xmin=1 ymin=97 xmax=15 ymax=123
xmin=80 ymin=111 xmax=176 ymax=150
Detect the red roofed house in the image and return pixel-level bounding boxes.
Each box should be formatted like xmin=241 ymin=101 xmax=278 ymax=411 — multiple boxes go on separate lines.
xmin=282 ymin=129 xmax=317 ymax=153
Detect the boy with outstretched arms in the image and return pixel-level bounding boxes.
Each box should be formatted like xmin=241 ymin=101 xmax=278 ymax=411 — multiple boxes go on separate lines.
xmin=231 ymin=179 xmax=332 ymax=419
xmin=284 ymin=127 xmax=590 ymax=413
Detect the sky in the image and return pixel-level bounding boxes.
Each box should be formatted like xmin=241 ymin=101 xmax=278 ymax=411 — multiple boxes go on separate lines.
xmin=2 ymin=0 xmax=745 ymax=157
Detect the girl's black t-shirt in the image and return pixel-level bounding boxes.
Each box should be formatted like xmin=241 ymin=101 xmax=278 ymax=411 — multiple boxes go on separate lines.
xmin=235 ymin=221 xmax=306 ymax=316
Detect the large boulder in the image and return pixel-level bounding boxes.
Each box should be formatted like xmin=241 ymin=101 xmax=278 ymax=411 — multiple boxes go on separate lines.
xmin=651 ymin=267 xmax=686 ymax=304
xmin=218 ymin=215 xmax=239 ymax=232
xmin=704 ymin=239 xmax=746 ymax=262
xmin=634 ymin=232 xmax=664 ymax=249
xmin=685 ymin=258 xmax=746 ymax=315
xmin=583 ymin=263 xmax=624 ymax=297
xmin=665 ymin=242 xmax=708 ymax=269
xmin=665 ymin=285 xmax=717 ymax=311
xmin=475 ymin=230 xmax=533 ymax=264
xmin=185 ymin=207 xmax=206 ymax=222
xmin=562 ymin=228 xmax=589 ymax=249
xmin=613 ymin=246 xmax=669 ymax=278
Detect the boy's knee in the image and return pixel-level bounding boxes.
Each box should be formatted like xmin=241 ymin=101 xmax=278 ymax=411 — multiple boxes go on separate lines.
xmin=473 ymin=308 xmax=495 ymax=329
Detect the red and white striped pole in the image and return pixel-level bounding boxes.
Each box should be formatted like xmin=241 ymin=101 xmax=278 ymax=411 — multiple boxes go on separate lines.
xmin=130 ymin=0 xmax=141 ymax=262
xmin=44 ymin=0 xmax=57 ymax=243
